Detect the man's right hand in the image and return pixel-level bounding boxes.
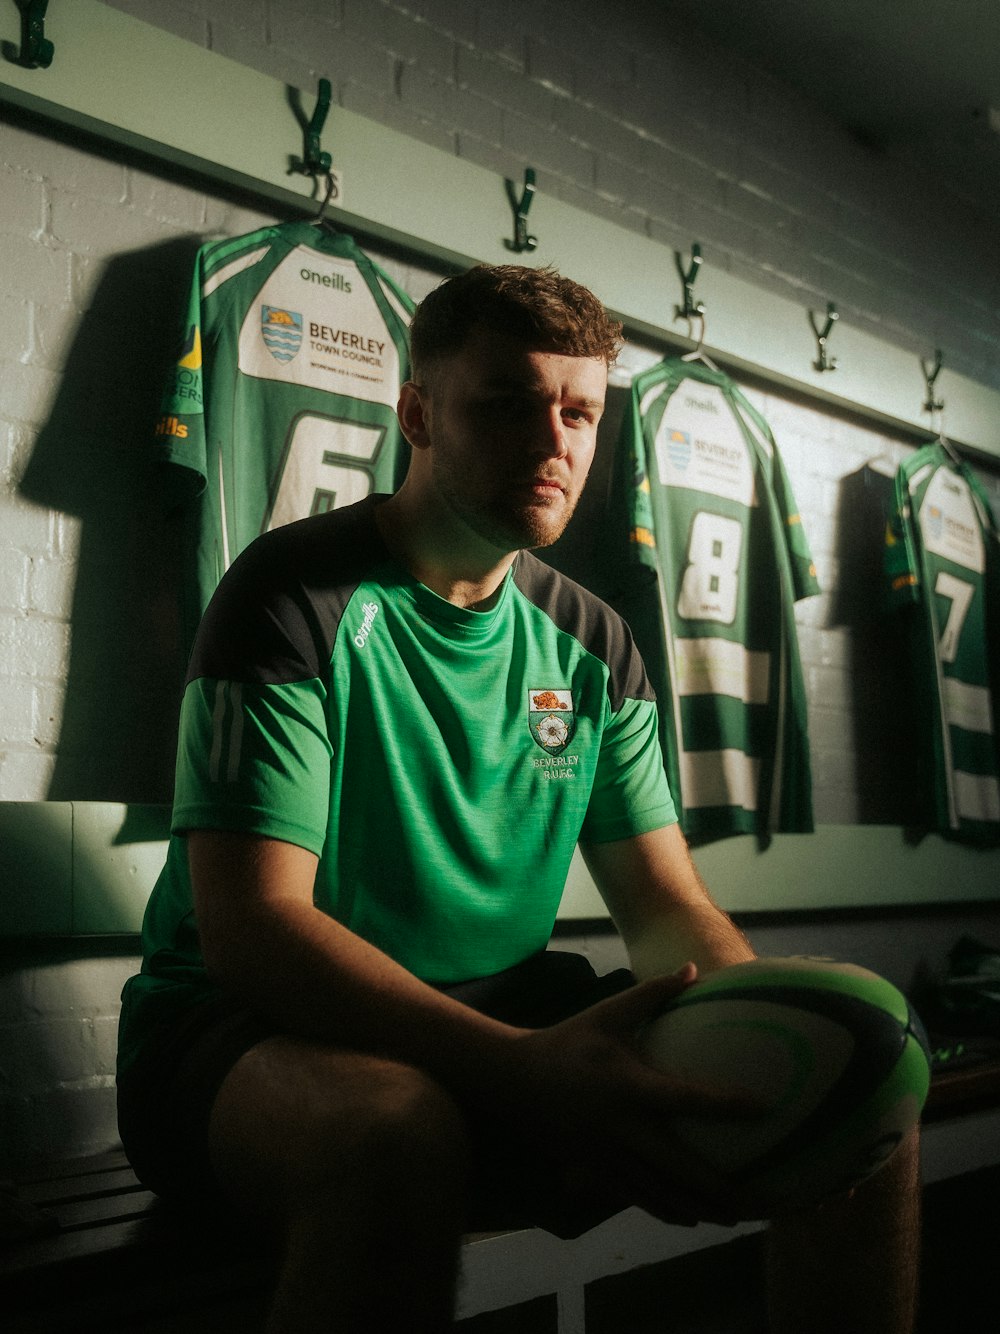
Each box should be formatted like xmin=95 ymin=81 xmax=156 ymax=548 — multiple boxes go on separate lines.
xmin=482 ymin=964 xmax=766 ymax=1228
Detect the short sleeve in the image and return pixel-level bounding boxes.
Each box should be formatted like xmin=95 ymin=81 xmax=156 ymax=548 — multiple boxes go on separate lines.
xmin=581 ymin=695 xmax=676 ymax=843
xmin=171 ymin=675 xmax=333 ymax=855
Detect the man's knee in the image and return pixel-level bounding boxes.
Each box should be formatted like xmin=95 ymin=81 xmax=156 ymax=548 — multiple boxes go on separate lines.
xmin=209 ymin=1038 xmax=471 ymax=1210
xmin=339 ymin=1054 xmax=472 ymax=1188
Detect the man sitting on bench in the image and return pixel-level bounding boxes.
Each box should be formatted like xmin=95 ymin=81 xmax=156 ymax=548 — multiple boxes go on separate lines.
xmin=117 ymin=263 xmax=919 ymax=1333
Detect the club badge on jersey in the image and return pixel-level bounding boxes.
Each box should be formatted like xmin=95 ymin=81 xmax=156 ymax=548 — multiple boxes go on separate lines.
xmin=527 ymin=689 xmax=577 ymax=757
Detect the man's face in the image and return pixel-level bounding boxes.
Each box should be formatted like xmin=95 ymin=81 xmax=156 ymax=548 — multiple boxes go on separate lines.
xmin=408 ymin=324 xmax=608 ymax=554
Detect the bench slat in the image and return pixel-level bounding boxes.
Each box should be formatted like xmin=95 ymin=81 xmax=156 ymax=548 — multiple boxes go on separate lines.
xmin=18 ymin=1168 xmax=150 ymax=1209
xmin=13 ymin=1148 xmax=131 ymax=1184
xmin=44 ymin=1190 xmax=159 ymax=1229
xmin=3 ymin=1214 xmax=162 ymax=1277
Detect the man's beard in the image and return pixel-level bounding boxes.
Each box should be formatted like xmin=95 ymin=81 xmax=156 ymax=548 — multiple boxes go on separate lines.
xmin=441 ymin=474 xmax=577 ymax=552
xmin=431 ymin=453 xmax=579 ymax=553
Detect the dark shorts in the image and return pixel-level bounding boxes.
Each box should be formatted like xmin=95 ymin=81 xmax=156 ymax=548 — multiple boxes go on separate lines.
xmin=117 ymin=949 xmax=634 ymax=1233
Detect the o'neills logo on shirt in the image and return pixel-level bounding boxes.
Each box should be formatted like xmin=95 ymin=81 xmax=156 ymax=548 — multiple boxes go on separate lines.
xmin=353 ymin=601 xmax=379 ymax=648
xmin=527 ymin=688 xmax=576 ymax=758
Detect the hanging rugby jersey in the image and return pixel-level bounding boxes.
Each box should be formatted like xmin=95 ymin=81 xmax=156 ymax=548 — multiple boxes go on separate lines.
xmin=152 ymin=220 xmax=414 ymax=650
xmin=884 ymin=441 xmax=1000 ymax=842
xmin=616 ymin=358 xmax=820 ymax=842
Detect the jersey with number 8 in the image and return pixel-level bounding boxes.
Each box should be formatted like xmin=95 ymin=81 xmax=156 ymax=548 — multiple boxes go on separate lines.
xmin=677 ymin=511 xmax=744 ymax=624
xmin=616 ymin=358 xmax=820 ymax=843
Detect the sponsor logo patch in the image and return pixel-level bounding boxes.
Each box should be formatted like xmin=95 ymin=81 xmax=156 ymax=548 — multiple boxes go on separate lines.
xmin=667 ymin=428 xmax=692 ymax=471
xmin=261 ymin=306 xmax=303 ymax=362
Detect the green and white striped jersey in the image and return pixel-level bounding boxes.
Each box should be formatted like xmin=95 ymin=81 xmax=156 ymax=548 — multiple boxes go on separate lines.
xmin=118 ymin=498 xmax=676 ymax=1071
xmin=885 ymin=442 xmax=1000 ymax=841
xmin=615 ymin=358 xmax=820 ymax=843
xmin=152 ymin=221 xmax=414 ymax=651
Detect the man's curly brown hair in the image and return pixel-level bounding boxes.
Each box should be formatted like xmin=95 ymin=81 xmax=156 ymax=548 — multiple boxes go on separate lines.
xmin=409 ymin=264 xmax=623 ymax=383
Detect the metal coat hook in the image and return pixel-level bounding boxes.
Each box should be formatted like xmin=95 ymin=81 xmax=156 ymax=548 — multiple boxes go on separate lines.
xmin=922 ymin=349 xmax=944 ymax=414
xmin=504 ymin=169 xmax=538 ymax=253
xmin=809 ymin=301 xmax=839 ymax=372
xmin=314 ymin=170 xmax=340 ymax=223
xmin=289 ymin=77 xmax=333 ymax=177
xmin=920 ymin=349 xmax=959 ymax=460
xmin=675 ymin=244 xmax=705 ymax=320
xmin=8 ymin=0 xmax=54 ymax=68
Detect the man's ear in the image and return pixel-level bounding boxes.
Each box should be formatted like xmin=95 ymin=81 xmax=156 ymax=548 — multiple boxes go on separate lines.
xmin=397 ymin=381 xmax=432 ymax=450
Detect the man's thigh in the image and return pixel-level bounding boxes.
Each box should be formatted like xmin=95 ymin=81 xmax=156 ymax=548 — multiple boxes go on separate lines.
xmin=117 ymin=994 xmax=273 ymax=1203
xmin=206 ymin=1036 xmax=470 ymax=1221
xmin=118 ymin=951 xmax=634 ymax=1229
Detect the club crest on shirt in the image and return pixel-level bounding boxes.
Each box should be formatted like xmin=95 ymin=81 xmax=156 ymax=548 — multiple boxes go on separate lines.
xmin=527 ymin=689 xmax=575 ymax=755
xmin=665 ymin=426 xmax=692 ymax=472
xmin=261 ymin=305 xmax=303 ymax=362
xmin=924 ymin=504 xmax=943 ymax=540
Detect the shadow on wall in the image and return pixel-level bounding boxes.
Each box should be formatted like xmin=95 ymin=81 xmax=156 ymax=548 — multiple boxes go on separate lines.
xmin=19 ymin=237 xmax=203 ymax=805
xmin=830 ymin=462 xmax=914 ymax=825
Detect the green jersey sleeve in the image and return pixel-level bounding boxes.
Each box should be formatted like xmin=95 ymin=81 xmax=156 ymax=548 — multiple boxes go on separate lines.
xmin=583 ymin=695 xmax=676 ymax=843
xmin=172 ymin=676 xmax=333 ymax=855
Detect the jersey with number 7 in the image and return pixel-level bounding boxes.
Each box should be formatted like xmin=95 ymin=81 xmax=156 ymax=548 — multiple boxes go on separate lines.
xmin=616 ymin=359 xmax=820 ymax=843
xmin=885 ymin=441 xmax=1000 ymax=840
xmin=151 ymin=220 xmax=414 ymax=653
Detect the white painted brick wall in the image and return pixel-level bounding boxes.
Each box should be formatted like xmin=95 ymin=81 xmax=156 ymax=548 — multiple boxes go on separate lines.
xmin=0 ymin=953 xmax=138 ymax=1171
xmin=94 ymin=0 xmax=1000 ymax=384
xmin=3 ymin=0 xmax=1000 ymax=1168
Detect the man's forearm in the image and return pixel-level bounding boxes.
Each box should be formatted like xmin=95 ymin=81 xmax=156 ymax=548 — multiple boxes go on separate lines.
xmin=582 ymin=825 xmax=754 ymax=981
xmin=191 ymin=831 xmax=529 ymax=1106
xmin=624 ymin=897 xmax=754 ymax=980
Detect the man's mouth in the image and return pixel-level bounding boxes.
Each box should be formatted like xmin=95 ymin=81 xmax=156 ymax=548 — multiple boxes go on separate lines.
xmin=522 ymin=476 xmax=566 ymax=496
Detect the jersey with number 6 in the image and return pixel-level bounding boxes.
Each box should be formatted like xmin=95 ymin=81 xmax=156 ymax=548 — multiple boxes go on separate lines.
xmin=616 ymin=358 xmax=820 ymax=843
xmin=152 ymin=220 xmax=414 ymax=651
xmin=884 ymin=442 xmax=1000 ymax=841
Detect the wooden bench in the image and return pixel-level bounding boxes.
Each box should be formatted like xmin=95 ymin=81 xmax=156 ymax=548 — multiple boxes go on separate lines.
xmin=3 ymin=1151 xmax=270 ymax=1333
xmin=4 ymin=1048 xmax=1000 ymax=1334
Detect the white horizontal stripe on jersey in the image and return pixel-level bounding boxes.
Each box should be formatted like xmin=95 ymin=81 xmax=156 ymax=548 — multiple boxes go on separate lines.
xmin=943 ymin=676 xmax=995 ymax=735
xmin=954 ymin=768 xmax=1000 ymax=823
xmin=674 ymin=636 xmax=770 ymax=705
xmin=680 ymin=748 xmax=760 ymax=812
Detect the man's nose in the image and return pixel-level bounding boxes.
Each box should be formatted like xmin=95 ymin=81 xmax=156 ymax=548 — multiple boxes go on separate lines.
xmin=534 ymin=406 xmax=569 ymax=458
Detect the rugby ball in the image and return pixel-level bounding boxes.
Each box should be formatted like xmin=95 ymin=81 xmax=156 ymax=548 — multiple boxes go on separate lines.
xmin=640 ymin=957 xmax=931 ymax=1218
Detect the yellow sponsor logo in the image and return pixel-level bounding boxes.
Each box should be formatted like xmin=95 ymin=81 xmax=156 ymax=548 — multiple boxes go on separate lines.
xmin=155 ymin=415 xmax=188 ymax=439
xmin=178 ymin=325 xmax=202 ymax=371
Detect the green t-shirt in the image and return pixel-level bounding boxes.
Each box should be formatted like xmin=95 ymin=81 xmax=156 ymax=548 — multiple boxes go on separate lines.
xmin=119 ymin=498 xmax=676 ymax=1069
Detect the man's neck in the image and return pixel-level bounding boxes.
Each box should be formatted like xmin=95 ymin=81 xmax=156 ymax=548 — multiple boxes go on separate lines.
xmin=374 ymin=492 xmax=517 ymax=610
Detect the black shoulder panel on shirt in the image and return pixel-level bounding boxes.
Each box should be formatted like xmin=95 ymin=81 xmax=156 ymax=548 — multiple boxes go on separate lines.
xmin=513 ymin=551 xmax=655 ymax=712
xmin=186 ymin=497 xmax=387 ymax=686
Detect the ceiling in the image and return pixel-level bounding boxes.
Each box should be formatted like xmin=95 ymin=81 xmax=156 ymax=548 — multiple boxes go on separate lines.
xmin=663 ymin=0 xmax=1000 ymax=218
